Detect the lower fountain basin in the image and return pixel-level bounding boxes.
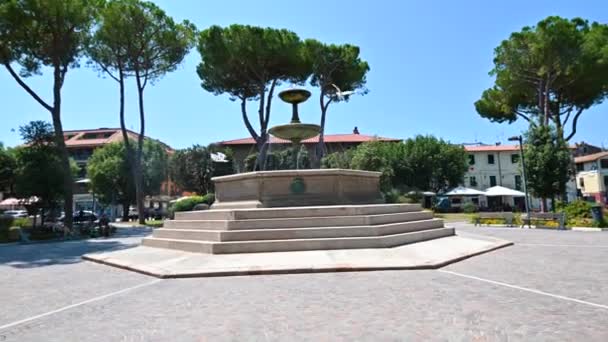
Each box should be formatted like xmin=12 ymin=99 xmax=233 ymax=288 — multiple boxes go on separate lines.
xmin=268 ymin=123 xmax=321 ymax=143
xmin=211 ymin=169 xmax=384 ymax=209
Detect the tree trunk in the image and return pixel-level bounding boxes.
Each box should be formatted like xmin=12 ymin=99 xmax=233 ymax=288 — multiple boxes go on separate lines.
xmin=117 ymin=71 xmax=137 ymax=223
xmin=256 ymin=135 xmax=269 ymax=171
xmin=122 ymin=202 xmax=129 ymax=222
xmin=315 ymin=95 xmax=328 ymax=168
xmin=52 ymin=66 xmax=73 ymax=233
xmin=134 ymin=71 xmax=146 ymax=225
xmin=541 ymin=198 xmax=548 ymax=213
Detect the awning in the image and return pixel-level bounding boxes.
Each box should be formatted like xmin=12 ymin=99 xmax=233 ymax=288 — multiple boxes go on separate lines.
xmin=484 ymin=186 xmax=525 ymax=197
xmin=0 ymin=198 xmax=20 ymax=205
xmin=445 ymin=186 xmax=485 ymax=196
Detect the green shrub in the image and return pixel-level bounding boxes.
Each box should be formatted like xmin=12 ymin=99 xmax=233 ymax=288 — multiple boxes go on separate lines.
xmin=172 ymin=196 xmax=205 ymax=212
xmin=145 ymin=220 xmax=164 ymax=228
xmin=383 ymin=189 xmax=401 ymax=203
xmin=462 ymin=202 xmax=478 ymax=214
xmin=202 ymin=193 xmax=215 ymax=205
xmin=13 ymin=217 xmax=30 ymax=228
xmin=556 ymin=200 xmax=593 ymax=220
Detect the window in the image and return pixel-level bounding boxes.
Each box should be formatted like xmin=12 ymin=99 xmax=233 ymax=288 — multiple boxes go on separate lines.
xmin=604 ymin=176 xmax=608 ymax=187
xmin=487 ymin=154 xmax=495 ymax=164
xmin=469 ymin=176 xmax=478 ymax=187
xmin=576 ymin=163 xmax=584 ymax=172
xmin=489 ymin=175 xmax=497 ymax=187
xmin=511 ymin=154 xmax=519 ymax=164
xmin=579 ymin=177 xmax=585 ymax=188
xmin=468 ymin=154 xmax=475 ymax=165
xmin=601 ymin=159 xmax=608 ymax=169
xmin=515 ymin=175 xmax=522 ymax=190
xmin=451 ymin=198 xmax=462 ymax=204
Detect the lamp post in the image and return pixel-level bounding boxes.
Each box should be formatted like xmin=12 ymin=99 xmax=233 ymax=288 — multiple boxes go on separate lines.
xmin=509 ymin=135 xmax=531 ymax=228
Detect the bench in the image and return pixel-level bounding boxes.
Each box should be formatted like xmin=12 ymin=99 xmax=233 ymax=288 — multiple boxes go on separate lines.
xmin=474 ymin=212 xmax=515 ymax=227
xmin=521 ymin=212 xmax=566 ymax=229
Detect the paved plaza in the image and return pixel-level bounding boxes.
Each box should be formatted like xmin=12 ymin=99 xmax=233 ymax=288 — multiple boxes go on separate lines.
xmin=1 ymin=224 xmax=607 ymax=341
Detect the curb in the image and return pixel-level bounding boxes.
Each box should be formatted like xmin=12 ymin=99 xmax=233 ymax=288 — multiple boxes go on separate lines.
xmin=82 ymin=241 xmax=513 ymax=279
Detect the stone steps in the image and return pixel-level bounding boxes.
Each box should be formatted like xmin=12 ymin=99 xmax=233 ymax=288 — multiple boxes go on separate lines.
xmin=164 ymin=211 xmax=433 ymax=230
xmin=142 ymin=227 xmax=455 ymax=254
xmin=153 ymin=218 xmax=444 ymax=242
xmin=175 ymin=203 xmax=421 ymax=221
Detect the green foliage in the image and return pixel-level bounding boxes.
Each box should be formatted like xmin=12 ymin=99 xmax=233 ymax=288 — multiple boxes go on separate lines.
xmin=14 ymin=121 xmax=67 ymax=211
xmin=475 ymin=16 xmax=608 ymax=140
xmin=556 ymin=200 xmax=593 ymax=220
xmin=321 ymin=150 xmax=354 ymax=169
xmin=89 ymin=0 xmax=196 ymax=81
xmin=87 ymin=139 xmax=169 ymax=205
xmin=169 ymin=145 xmax=234 ymax=194
xmin=401 ymin=135 xmax=468 ymax=193
xmin=303 ymin=40 xmax=370 ymax=163
xmin=305 ymin=40 xmax=370 ymax=101
xmin=462 ymin=202 xmax=478 ymax=214
xmin=243 ymin=145 xmax=311 ymax=172
xmin=197 ymin=24 xmax=311 ymax=169
xmin=170 ymin=193 xmax=215 ymax=213
xmin=145 ymin=219 xmax=163 ymax=228
xmin=12 ymin=217 xmax=29 ymax=228
xmin=0 ymin=0 xmax=101 ymax=70
xmin=351 ymin=141 xmax=401 ymax=192
xmin=87 ymin=141 xmax=133 ymax=206
xmin=0 ymin=143 xmax=17 ymax=195
xmin=349 ymin=137 xmax=467 ymax=193
xmin=524 ymin=125 xmax=572 ymax=200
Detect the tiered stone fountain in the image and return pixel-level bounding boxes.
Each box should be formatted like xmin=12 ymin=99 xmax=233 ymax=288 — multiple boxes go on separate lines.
xmin=141 ymin=88 xmax=452 ymax=254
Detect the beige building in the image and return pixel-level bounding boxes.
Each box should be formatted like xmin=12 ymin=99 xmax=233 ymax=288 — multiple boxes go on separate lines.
xmin=574 ymin=151 xmax=608 ymax=205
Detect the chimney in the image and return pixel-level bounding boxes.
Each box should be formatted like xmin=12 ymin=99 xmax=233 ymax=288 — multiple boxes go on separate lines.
xmin=353 ymin=126 xmax=360 ymax=135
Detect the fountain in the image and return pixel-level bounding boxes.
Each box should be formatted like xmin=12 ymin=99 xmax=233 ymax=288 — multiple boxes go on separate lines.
xmin=210 ymin=88 xmax=384 ymax=209
xmin=136 ymin=87 xmax=452 ymax=255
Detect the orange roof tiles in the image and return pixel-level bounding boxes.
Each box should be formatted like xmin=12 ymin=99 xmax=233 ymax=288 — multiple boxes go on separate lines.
xmin=574 ymin=151 xmax=608 ymax=164
xmin=219 ymin=133 xmax=400 ymax=145
xmin=463 ymin=145 xmax=521 ymax=152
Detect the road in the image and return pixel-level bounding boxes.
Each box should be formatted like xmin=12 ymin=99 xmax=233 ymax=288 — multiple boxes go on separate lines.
xmin=1 ymin=224 xmax=607 ymax=341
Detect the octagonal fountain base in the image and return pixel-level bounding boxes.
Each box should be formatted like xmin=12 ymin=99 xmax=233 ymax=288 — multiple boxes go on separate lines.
xmin=211 ymin=169 xmax=384 ymax=209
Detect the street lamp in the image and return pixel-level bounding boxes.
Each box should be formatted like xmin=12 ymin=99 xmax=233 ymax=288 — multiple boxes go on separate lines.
xmin=509 ymin=135 xmax=531 ymax=228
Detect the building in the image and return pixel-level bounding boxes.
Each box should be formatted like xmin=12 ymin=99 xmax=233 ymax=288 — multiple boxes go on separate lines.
xmin=574 ymin=151 xmax=608 ymax=205
xmin=63 ymin=128 xmax=177 ymax=215
xmin=462 ymin=144 xmax=580 ymax=210
xmin=462 ymin=144 xmax=531 ymax=209
xmin=217 ymin=128 xmax=400 ymax=171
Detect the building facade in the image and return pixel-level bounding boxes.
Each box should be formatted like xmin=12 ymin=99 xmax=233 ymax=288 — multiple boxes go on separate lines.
xmin=64 ymin=128 xmax=177 ymax=215
xmin=462 ymin=144 xmax=579 ymax=210
xmin=574 ymin=151 xmax=608 ymax=205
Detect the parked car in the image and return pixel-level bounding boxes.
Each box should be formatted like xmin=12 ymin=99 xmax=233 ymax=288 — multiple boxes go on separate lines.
xmin=3 ymin=210 xmax=28 ymax=218
xmin=58 ymin=210 xmax=98 ymax=223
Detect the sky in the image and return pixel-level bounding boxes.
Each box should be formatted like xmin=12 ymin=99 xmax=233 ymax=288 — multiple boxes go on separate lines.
xmin=1 ymin=0 xmax=607 ymax=149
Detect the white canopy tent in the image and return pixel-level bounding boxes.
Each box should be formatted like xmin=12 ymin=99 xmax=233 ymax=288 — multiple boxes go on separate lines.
xmin=445 ymin=186 xmax=485 ymax=196
xmin=484 ymin=186 xmax=525 ymax=197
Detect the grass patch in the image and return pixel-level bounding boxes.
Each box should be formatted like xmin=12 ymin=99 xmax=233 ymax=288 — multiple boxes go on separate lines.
xmin=145 ymin=219 xmax=164 ymax=228
xmin=434 ymin=213 xmax=475 ymax=222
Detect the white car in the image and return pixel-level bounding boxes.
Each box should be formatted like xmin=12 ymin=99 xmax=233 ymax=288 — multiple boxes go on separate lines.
xmin=3 ymin=210 xmax=28 ymax=218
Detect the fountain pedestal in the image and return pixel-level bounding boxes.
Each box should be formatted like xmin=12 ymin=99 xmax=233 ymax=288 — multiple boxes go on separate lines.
xmin=211 ymin=169 xmax=384 ymax=209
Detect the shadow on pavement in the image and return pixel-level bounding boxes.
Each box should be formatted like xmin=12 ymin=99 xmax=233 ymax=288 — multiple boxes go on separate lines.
xmin=0 ymin=227 xmax=151 ymax=269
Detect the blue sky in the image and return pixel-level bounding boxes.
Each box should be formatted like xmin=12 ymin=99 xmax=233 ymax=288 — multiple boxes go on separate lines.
xmin=1 ymin=0 xmax=607 ymax=148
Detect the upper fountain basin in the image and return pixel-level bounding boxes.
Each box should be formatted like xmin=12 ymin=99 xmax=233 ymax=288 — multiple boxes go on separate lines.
xmin=269 ymin=123 xmax=321 ymax=143
xmin=279 ymin=88 xmax=311 ymax=104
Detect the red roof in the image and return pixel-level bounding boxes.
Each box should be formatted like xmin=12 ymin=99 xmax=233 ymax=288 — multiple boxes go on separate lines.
xmin=219 ymin=133 xmax=401 ymax=145
xmin=63 ymin=128 xmax=173 ymax=151
xmin=574 ymin=151 xmax=608 ymax=164
xmin=464 ymin=145 xmax=520 ymax=152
